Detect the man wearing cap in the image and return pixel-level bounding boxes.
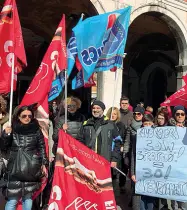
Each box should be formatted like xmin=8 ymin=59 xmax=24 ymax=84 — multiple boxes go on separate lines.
xmin=77 ymin=100 xmax=121 ymax=167
xmin=169 ymin=105 xmax=186 ymax=210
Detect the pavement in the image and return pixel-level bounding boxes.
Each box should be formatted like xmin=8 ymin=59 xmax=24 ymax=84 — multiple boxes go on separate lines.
xmin=114 ymin=178 xmax=132 ymax=210
xmin=1 ymin=178 xmax=187 ymax=210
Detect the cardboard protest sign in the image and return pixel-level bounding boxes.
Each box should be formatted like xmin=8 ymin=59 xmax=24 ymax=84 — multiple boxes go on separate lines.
xmin=136 ymin=126 xmax=187 ymax=202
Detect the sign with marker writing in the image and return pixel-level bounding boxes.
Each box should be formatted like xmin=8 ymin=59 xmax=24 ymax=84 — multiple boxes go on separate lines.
xmin=135 ymin=126 xmax=187 ymax=202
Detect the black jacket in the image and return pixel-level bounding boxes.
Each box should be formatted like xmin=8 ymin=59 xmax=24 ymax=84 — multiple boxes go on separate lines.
xmin=53 ymin=112 xmax=85 ymax=154
xmin=0 ymin=120 xmax=48 ymax=198
xmin=125 ymin=119 xmax=142 ymax=176
xmin=120 ymin=109 xmax=133 ymax=127
xmin=116 ymin=121 xmax=125 ymax=143
xmin=77 ymin=116 xmax=121 ymax=162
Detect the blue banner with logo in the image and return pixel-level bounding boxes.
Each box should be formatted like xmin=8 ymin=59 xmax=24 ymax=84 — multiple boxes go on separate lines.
xmin=72 ymin=70 xmax=84 ymax=90
xmin=67 ymin=17 xmax=83 ymax=77
xmin=48 ymin=71 xmax=65 ymax=101
xmin=73 ymin=7 xmax=131 ymax=81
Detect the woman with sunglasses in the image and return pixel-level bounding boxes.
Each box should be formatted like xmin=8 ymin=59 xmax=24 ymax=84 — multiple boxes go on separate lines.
xmin=0 ymin=106 xmax=48 ymax=210
xmin=123 ymin=106 xmax=144 ymax=210
xmin=168 ymin=105 xmax=187 ymax=210
xmin=53 ymin=96 xmax=85 ymax=154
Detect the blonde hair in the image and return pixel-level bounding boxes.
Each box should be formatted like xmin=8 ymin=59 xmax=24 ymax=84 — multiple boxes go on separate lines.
xmin=146 ymin=106 xmax=153 ymax=113
xmin=64 ymin=96 xmax=82 ymax=109
xmin=106 ymin=107 xmax=121 ymax=122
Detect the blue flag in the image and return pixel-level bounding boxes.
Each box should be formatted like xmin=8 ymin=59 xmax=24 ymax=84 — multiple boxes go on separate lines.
xmin=67 ymin=17 xmax=83 ymax=77
xmin=73 ymin=7 xmax=131 ymax=81
xmin=72 ymin=70 xmax=84 ymax=90
xmin=67 ymin=32 xmax=77 ymax=77
xmin=48 ymin=71 xmax=65 ymax=101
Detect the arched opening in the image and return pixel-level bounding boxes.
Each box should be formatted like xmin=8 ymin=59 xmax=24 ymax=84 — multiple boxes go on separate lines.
xmin=123 ymin=8 xmax=187 ymax=111
xmin=147 ymin=68 xmax=167 ymax=113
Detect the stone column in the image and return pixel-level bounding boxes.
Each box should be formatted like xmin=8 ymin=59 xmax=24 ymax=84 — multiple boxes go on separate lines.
xmin=97 ymin=69 xmax=123 ymax=111
xmin=176 ymin=65 xmax=187 ymax=89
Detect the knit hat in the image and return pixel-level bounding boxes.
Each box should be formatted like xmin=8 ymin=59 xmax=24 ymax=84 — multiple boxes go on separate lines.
xmin=92 ymin=100 xmax=106 ymax=111
xmin=134 ymin=106 xmax=144 ymax=115
xmin=173 ymin=105 xmax=185 ymax=115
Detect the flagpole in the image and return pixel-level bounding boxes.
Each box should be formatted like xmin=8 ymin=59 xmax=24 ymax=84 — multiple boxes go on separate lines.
xmin=8 ymin=0 xmax=16 ymax=127
xmin=110 ymin=53 xmax=127 ymax=120
xmin=64 ymin=70 xmax=68 ymax=125
xmin=110 ymin=69 xmax=119 ymax=120
xmin=8 ymin=54 xmax=15 ymax=126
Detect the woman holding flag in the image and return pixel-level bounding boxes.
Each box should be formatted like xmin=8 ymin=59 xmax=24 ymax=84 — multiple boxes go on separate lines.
xmin=0 ymin=105 xmax=48 ymax=210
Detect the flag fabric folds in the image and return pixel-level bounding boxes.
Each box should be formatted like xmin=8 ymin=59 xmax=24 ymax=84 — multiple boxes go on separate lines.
xmin=161 ymin=75 xmax=187 ymax=108
xmin=19 ymin=15 xmax=67 ymax=209
xmin=72 ymin=6 xmax=131 ymax=82
xmin=48 ymin=130 xmax=117 ymax=210
xmin=0 ymin=0 xmax=27 ymax=93
xmin=48 ymin=14 xmax=67 ymax=101
xmin=72 ymin=69 xmax=96 ymax=89
xmin=21 ymin=15 xmax=66 ymax=107
xmin=67 ymin=17 xmax=83 ymax=77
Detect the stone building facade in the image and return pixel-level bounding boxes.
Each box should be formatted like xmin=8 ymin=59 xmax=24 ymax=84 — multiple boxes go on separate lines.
xmin=91 ymin=0 xmax=187 ymax=110
xmin=0 ymin=0 xmax=186 ymax=111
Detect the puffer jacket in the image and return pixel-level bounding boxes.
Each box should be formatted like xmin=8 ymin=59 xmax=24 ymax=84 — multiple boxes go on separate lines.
xmin=123 ymin=119 xmax=142 ymax=176
xmin=53 ymin=112 xmax=85 ymax=153
xmin=0 ymin=120 xmax=48 ymax=198
xmin=77 ymin=116 xmax=121 ymax=162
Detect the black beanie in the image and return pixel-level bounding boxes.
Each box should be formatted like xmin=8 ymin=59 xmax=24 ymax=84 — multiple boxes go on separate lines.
xmin=173 ymin=105 xmax=185 ymax=115
xmin=92 ymin=100 xmax=106 ymax=111
xmin=134 ymin=106 xmax=144 ymax=115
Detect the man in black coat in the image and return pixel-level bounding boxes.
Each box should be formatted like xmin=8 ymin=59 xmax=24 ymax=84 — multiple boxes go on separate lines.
xmin=119 ymin=96 xmax=133 ymax=192
xmin=77 ymin=100 xmax=121 ymax=167
xmin=120 ymin=96 xmax=133 ymax=127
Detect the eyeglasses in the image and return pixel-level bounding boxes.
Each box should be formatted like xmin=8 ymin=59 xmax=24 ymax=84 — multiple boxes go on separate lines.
xmin=133 ymin=112 xmax=141 ymax=116
xmin=20 ymin=115 xmax=32 ymax=119
xmin=158 ymin=118 xmax=165 ymax=121
xmin=175 ymin=113 xmax=185 ymax=117
xmin=67 ymin=104 xmax=76 ymax=108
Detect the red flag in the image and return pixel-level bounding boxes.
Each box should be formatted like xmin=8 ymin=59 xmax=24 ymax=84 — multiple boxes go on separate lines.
xmin=48 ymin=130 xmax=117 ymax=210
xmin=84 ymin=73 xmax=96 ymax=88
xmin=161 ymin=75 xmax=187 ymax=108
xmin=0 ymin=0 xmax=27 ymax=93
xmin=161 ymin=86 xmax=187 ymax=108
xmin=20 ymin=15 xmax=66 ymax=107
xmin=18 ymin=15 xmax=67 ymax=209
xmin=75 ymin=56 xmax=82 ymax=71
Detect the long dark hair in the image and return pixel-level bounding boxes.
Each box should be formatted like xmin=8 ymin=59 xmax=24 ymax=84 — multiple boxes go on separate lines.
xmin=13 ymin=106 xmax=35 ymax=124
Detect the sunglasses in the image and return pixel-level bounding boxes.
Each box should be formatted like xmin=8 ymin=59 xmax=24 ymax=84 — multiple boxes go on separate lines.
xmin=20 ymin=114 xmax=32 ymax=119
xmin=67 ymin=104 xmax=76 ymax=108
xmin=175 ymin=113 xmax=185 ymax=117
xmin=133 ymin=112 xmax=141 ymax=116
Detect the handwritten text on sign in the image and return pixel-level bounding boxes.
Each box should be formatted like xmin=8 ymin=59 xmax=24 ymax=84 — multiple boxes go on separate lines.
xmin=135 ymin=126 xmax=187 ymax=202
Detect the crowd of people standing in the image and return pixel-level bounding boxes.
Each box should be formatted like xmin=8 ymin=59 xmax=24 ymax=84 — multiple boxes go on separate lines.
xmin=0 ymin=94 xmax=186 ymax=210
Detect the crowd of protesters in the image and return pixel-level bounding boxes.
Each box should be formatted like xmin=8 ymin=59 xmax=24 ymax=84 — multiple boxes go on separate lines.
xmin=0 ymin=94 xmax=186 ymax=210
